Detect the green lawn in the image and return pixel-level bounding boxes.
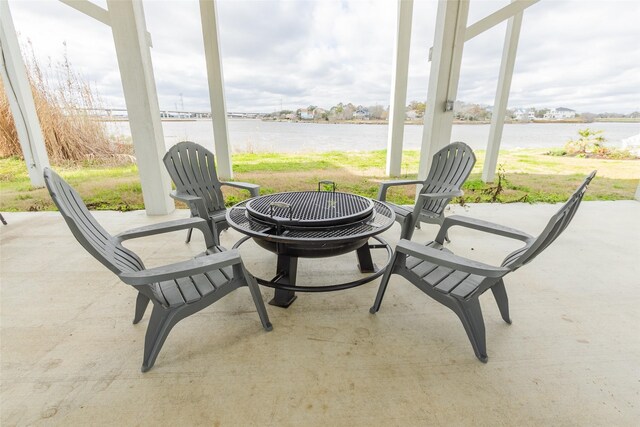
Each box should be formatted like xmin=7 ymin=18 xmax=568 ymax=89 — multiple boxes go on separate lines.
xmin=1 ymin=148 xmax=638 ymax=212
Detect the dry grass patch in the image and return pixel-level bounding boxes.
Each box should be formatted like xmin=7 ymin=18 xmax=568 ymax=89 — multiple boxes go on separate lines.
xmin=0 ymin=45 xmax=130 ymax=163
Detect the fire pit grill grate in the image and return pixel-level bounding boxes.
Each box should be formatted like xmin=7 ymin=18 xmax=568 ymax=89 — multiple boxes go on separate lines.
xmin=245 ymin=191 xmax=374 ymax=227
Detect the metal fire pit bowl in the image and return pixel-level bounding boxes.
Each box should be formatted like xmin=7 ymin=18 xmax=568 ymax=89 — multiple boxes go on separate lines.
xmin=226 ymin=186 xmax=395 ymax=307
xmin=229 ymin=191 xmax=393 ymax=258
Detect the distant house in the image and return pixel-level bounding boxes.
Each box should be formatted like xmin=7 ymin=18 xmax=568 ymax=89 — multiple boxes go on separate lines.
xmin=353 ymin=106 xmax=370 ymax=120
xmin=514 ymin=108 xmax=535 ymax=121
xmin=160 ymin=111 xmax=191 ymax=119
xmin=544 ymin=107 xmax=576 ymax=120
xmin=299 ymin=110 xmax=314 ymax=120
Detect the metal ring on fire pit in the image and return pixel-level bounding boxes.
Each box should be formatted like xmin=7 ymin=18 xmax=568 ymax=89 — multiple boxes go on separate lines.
xmin=232 ymin=235 xmax=393 ymax=292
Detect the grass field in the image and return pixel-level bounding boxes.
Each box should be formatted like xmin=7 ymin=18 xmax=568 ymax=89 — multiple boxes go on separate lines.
xmin=1 ymin=148 xmax=638 ymax=212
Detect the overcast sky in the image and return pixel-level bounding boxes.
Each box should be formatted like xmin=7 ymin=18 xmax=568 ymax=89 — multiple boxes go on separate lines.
xmin=8 ymin=0 xmax=640 ymax=113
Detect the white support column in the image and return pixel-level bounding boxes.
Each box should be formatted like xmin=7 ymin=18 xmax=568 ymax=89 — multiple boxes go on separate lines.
xmin=635 ymin=183 xmax=640 ymax=202
xmin=0 ymin=0 xmax=50 ymax=187
xmin=386 ymin=0 xmax=413 ymax=177
xmin=418 ymin=0 xmax=469 ymax=181
xmin=107 ymin=0 xmax=173 ymax=215
xmin=482 ymin=4 xmax=523 ymax=183
xmin=200 ymin=0 xmax=233 ymax=179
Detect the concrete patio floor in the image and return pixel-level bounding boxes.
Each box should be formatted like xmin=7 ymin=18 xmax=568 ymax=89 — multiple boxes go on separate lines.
xmin=1 ymin=201 xmax=639 ymax=425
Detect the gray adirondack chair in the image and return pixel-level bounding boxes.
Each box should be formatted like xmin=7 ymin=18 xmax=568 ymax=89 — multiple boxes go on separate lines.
xmin=163 ymin=141 xmax=260 ymax=245
xmin=371 ymin=171 xmax=596 ymax=362
xmin=377 ymin=141 xmax=475 ymax=241
xmin=44 ymin=168 xmax=272 ymax=372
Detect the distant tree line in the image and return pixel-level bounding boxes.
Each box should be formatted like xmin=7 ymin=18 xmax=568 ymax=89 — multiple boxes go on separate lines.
xmin=263 ymin=101 xmax=638 ymax=123
xmin=264 ymin=102 xmax=390 ymax=121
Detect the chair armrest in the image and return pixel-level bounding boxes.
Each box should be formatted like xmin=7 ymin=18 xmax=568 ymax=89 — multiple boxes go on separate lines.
xmin=116 ymin=217 xmax=216 ymax=249
xmin=405 ymin=190 xmax=465 ymax=228
xmin=436 ymin=215 xmax=534 ymax=245
xmin=377 ymin=180 xmax=423 ymax=201
xmin=221 ymin=181 xmax=260 ymax=198
xmin=396 ymin=239 xmax=509 ymax=278
xmin=170 ymin=191 xmax=209 ymax=219
xmin=119 ymin=250 xmax=242 ymax=286
xmin=418 ymin=190 xmax=463 ymax=201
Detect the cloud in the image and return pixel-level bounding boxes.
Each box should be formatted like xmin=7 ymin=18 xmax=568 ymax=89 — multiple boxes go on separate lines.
xmin=7 ymin=0 xmax=640 ymax=113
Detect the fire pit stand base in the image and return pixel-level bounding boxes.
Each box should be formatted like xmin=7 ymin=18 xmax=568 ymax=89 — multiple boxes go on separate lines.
xmin=270 ymin=291 xmax=297 ymax=308
xmin=269 ymin=256 xmax=298 ymax=308
xmin=232 ymin=236 xmax=393 ymax=308
xmin=356 ymin=243 xmax=377 ymax=273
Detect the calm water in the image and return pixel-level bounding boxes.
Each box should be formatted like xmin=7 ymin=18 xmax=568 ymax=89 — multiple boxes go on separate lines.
xmin=106 ymin=119 xmax=640 ymax=153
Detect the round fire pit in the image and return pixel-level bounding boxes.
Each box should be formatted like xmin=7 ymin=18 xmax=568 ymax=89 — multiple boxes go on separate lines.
xmin=228 ymin=191 xmax=394 ymax=258
xmin=226 ymin=187 xmax=395 ymax=307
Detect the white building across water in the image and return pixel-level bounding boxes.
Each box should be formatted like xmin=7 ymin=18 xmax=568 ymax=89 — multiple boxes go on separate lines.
xmin=544 ymin=107 xmax=577 ymax=119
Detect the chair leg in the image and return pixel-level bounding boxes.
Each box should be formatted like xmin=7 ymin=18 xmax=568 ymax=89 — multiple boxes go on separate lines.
xmin=438 ymin=214 xmax=450 ymax=243
xmin=491 ymin=280 xmax=511 ymax=324
xmin=210 ymin=222 xmax=222 ymax=246
xmin=370 ymin=252 xmax=398 ymax=314
xmin=185 ymin=228 xmax=193 ymax=244
xmin=141 ymin=305 xmax=179 ymax=372
xmin=243 ymin=266 xmax=273 ymax=331
xmin=133 ymin=292 xmax=150 ymax=324
xmin=453 ymin=298 xmax=488 ymax=363
xmin=400 ymin=217 xmax=416 ymax=240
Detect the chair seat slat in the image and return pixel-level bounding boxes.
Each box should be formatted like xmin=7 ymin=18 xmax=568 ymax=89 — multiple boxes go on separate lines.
xmin=159 ymin=281 xmax=186 ymax=307
xmin=191 ymin=274 xmax=216 ymax=296
xmin=174 ymin=277 xmax=202 ymax=304
xmin=434 ymin=270 xmax=470 ymax=293
xmin=449 ymin=275 xmax=484 ymax=299
xmin=423 ymin=266 xmax=455 ymax=286
xmin=405 ymin=255 xmax=423 ymax=270
xmin=410 ymin=259 xmax=439 ymax=278
xmin=206 ymin=269 xmax=230 ymax=288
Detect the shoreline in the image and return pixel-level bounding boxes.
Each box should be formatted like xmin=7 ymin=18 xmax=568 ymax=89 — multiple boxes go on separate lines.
xmin=260 ymin=118 xmax=640 ymax=125
xmin=96 ymin=118 xmax=640 ymax=125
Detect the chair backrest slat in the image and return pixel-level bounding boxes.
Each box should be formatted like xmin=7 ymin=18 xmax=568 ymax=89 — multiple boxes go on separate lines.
xmin=421 ymin=141 xmax=476 ymax=214
xmin=198 ymin=144 xmax=225 ymax=209
xmin=164 ymin=141 xmax=226 ymax=213
xmin=502 ymin=171 xmax=596 ymax=270
xmin=44 ymin=168 xmax=145 ymax=275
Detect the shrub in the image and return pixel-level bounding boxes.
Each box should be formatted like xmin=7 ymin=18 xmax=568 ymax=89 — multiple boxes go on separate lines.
xmin=546 ymin=128 xmax=638 ymax=159
xmin=565 ymin=128 xmax=608 ymax=156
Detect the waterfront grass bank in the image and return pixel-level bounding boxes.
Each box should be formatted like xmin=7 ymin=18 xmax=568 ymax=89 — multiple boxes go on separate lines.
xmin=1 ymin=148 xmax=638 ymax=212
